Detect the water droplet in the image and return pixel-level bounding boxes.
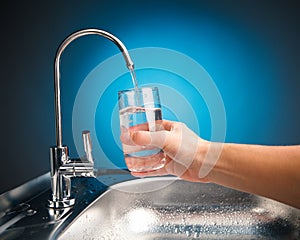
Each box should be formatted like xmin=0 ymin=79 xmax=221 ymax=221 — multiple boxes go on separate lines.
xmin=88 ymin=189 xmax=96 ymax=194
xmin=185 ymin=230 xmax=191 ymax=237
xmin=26 ymin=209 xmax=36 ymax=216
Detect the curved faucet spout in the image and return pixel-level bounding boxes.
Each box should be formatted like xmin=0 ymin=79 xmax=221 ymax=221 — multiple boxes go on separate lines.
xmin=54 ymin=28 xmax=134 ymax=147
xmin=49 ymin=29 xmax=134 ymax=208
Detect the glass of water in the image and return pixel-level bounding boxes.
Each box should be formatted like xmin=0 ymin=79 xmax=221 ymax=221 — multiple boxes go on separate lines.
xmin=118 ymin=87 xmax=166 ymax=172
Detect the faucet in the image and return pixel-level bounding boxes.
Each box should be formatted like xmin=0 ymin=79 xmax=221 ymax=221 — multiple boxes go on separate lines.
xmin=48 ymin=28 xmax=134 ymax=208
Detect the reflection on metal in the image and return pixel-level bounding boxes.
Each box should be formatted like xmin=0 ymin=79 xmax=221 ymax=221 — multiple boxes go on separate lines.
xmin=1 ymin=175 xmax=299 ymax=239
xmin=0 ymin=176 xmax=110 ymax=240
xmin=60 ymin=177 xmax=300 ymax=240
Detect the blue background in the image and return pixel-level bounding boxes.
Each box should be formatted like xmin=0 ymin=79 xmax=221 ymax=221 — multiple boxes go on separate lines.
xmin=1 ymin=0 xmax=300 ymax=193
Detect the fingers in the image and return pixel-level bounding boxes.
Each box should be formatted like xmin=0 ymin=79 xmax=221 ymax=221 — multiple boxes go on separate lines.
xmin=120 ymin=120 xmax=176 ymax=146
xmin=130 ymin=157 xmax=171 ymax=177
xmin=120 ymin=127 xmax=133 ymax=145
xmin=131 ymin=168 xmax=167 ymax=177
xmin=120 ymin=119 xmax=200 ymax=179
xmin=131 ymin=130 xmax=169 ymax=149
xmin=160 ymin=120 xmax=177 ymax=131
xmin=130 ymin=131 xmax=151 ymax=145
xmin=130 ymin=157 xmax=189 ymax=179
xmin=128 ymin=120 xmax=181 ymax=148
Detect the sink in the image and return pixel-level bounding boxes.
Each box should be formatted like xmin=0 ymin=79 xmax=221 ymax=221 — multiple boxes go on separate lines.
xmin=59 ymin=176 xmax=300 ymax=239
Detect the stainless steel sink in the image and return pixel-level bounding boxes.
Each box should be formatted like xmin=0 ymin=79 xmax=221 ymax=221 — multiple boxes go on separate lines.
xmin=59 ymin=176 xmax=300 ymax=239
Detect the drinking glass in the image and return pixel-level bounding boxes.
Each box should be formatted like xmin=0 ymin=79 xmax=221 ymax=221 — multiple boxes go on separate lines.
xmin=118 ymin=87 xmax=166 ymax=172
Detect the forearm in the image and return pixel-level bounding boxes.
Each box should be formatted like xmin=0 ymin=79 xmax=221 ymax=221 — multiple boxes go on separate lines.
xmin=126 ymin=120 xmax=300 ymax=208
xmin=206 ymin=143 xmax=300 ymax=209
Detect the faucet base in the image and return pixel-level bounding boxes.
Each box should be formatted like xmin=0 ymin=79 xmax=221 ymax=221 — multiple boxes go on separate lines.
xmin=48 ymin=198 xmax=75 ymax=209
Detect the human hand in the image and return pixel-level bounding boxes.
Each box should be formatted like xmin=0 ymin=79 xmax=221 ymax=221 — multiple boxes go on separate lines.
xmin=121 ymin=120 xmax=218 ymax=182
xmin=123 ymin=120 xmax=300 ymax=209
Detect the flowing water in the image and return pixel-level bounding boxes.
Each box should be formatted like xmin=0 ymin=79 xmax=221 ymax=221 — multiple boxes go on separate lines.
xmin=130 ymin=69 xmax=139 ymax=90
xmin=120 ymin=68 xmax=166 ymax=172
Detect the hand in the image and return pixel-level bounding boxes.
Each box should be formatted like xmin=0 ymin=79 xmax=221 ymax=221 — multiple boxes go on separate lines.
xmin=121 ymin=120 xmax=218 ymax=182
xmin=121 ymin=120 xmax=300 ymax=209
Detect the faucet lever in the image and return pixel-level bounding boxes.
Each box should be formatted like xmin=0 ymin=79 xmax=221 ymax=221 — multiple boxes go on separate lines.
xmin=82 ymin=130 xmax=93 ymax=163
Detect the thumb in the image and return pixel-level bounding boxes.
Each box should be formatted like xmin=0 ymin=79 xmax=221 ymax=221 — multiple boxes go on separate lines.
xmin=131 ymin=130 xmax=168 ymax=149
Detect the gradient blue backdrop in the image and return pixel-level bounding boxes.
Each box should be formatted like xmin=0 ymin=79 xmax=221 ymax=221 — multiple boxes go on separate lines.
xmin=1 ymin=0 xmax=300 ymax=193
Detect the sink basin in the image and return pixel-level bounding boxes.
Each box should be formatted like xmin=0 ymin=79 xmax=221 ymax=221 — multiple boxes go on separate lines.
xmin=59 ymin=176 xmax=300 ymax=239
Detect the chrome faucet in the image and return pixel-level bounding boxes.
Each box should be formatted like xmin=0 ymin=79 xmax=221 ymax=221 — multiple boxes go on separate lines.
xmin=48 ymin=29 xmax=134 ymax=208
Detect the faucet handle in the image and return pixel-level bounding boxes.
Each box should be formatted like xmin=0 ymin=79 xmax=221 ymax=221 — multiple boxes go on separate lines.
xmin=82 ymin=130 xmax=93 ymax=163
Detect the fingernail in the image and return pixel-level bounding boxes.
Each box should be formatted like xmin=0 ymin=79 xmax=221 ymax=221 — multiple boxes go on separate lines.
xmin=130 ymin=131 xmax=137 ymax=141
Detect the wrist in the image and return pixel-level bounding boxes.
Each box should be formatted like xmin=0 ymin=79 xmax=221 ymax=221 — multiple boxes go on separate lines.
xmin=197 ymin=141 xmax=226 ymax=183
